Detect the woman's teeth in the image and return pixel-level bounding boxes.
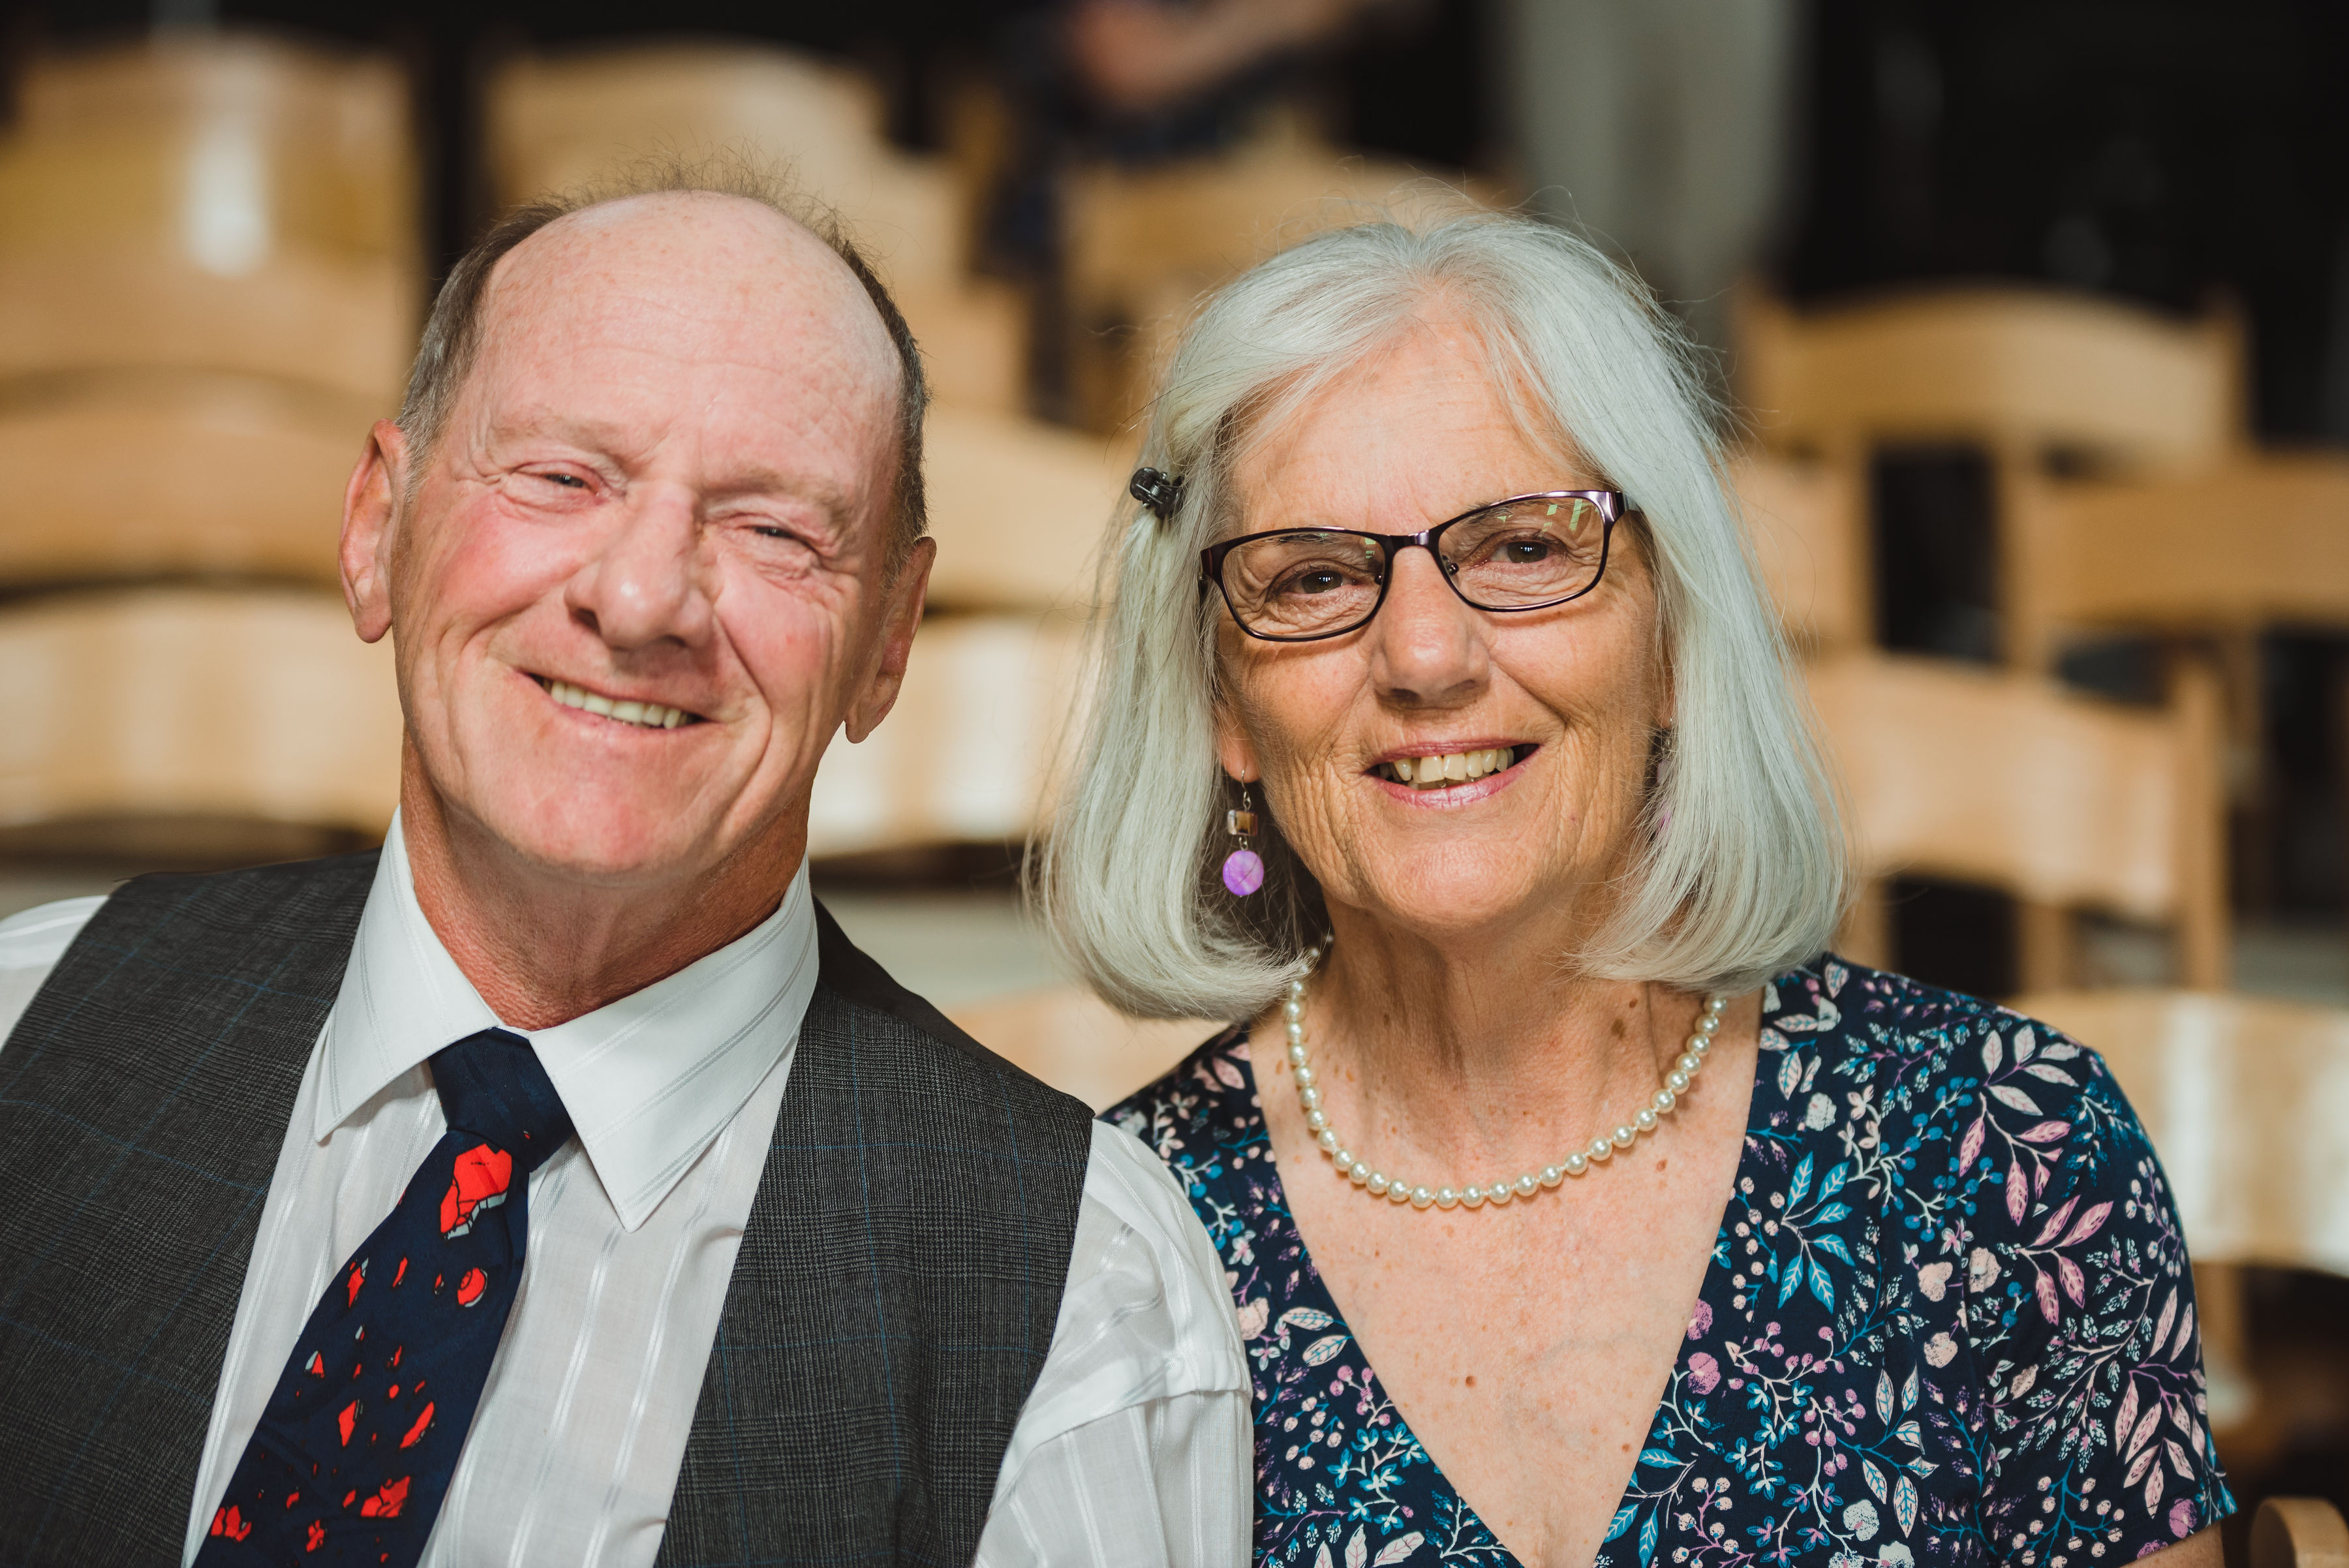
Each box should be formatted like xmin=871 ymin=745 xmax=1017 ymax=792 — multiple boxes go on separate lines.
xmin=1374 ymin=747 xmax=1518 ymax=789
xmin=543 ymin=679 xmax=692 ymax=730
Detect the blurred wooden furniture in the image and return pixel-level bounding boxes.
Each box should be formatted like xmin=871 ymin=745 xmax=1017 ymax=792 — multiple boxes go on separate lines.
xmin=484 ymin=41 xmax=1027 ymax=414
xmin=920 ymin=408 xmax=1132 ymax=612
xmin=1810 ymin=652 xmax=2228 ymax=992
xmin=1734 ymin=450 xmax=1867 ymax=653
xmin=2014 ymin=989 xmax=2349 ymax=1445
xmin=946 ymin=985 xmax=1221 ymax=1111
xmin=0 ymin=35 xmax=412 ymax=595
xmin=1061 ymin=135 xmax=1493 ymax=431
xmin=0 ymin=34 xmax=419 ymax=403
xmin=0 ymin=587 xmax=401 ymax=851
xmin=2252 ymin=1498 xmax=2349 ymax=1568
xmin=1738 ymin=285 xmax=2243 ymax=669
xmin=806 ymin=612 xmax=1084 ymax=857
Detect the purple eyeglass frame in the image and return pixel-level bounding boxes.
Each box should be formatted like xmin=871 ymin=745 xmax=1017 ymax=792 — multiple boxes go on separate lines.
xmin=1198 ymin=489 xmax=1631 ymax=643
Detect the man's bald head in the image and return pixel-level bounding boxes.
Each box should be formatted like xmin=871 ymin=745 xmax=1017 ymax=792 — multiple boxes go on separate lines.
xmin=397 ymin=161 xmax=929 ymax=561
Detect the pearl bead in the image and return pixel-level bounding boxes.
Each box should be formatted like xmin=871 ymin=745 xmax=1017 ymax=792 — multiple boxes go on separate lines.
xmin=1389 ymin=1183 xmax=1412 ymax=1205
xmin=1540 ymin=1164 xmax=1565 ymax=1187
xmin=1460 ymin=1186 xmax=1483 ymax=1208
xmin=1589 ymin=1137 xmax=1612 ymax=1161
xmin=1696 ymin=1011 xmax=1720 ymax=1036
xmin=1634 ymin=1108 xmax=1658 ymax=1132
xmin=1287 ymin=1043 xmax=1308 ymax=1064
xmin=1283 ymin=999 xmax=1303 ymax=1021
xmin=1366 ymin=1173 xmax=1389 ymax=1195
xmin=1706 ymin=993 xmax=1727 ymax=1014
xmin=1409 ymin=1186 xmax=1434 ymax=1208
xmin=1515 ymin=1173 xmax=1540 ymax=1197
xmin=1676 ymin=1053 xmax=1701 ymax=1075
xmin=1654 ymin=1088 xmax=1678 ymax=1113
xmin=1486 ymin=1180 xmax=1511 ymax=1205
xmin=1563 ymin=1152 xmax=1588 ymax=1176
xmin=1331 ymin=1146 xmax=1351 ymax=1169
xmin=1349 ymin=1161 xmax=1369 ymax=1185
xmin=1686 ymin=1034 xmax=1708 ymax=1054
xmin=1298 ymin=1086 xmax=1321 ymax=1111
xmin=1305 ymin=1109 xmax=1327 ymax=1132
xmin=1316 ymin=1128 xmax=1338 ymax=1152
xmin=1293 ymin=1064 xmax=1315 ymax=1088
xmin=1613 ymin=1124 xmax=1638 ymax=1148
xmin=1666 ymin=1069 xmax=1691 ymax=1093
xmin=1435 ymin=1188 xmax=1459 ymax=1209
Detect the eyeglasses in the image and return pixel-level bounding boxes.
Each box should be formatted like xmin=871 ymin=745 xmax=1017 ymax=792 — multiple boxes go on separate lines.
xmin=1199 ymin=490 xmax=1627 ymax=643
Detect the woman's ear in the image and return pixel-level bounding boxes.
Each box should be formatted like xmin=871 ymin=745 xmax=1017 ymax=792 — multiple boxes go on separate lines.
xmin=1212 ymin=701 xmax=1259 ymax=784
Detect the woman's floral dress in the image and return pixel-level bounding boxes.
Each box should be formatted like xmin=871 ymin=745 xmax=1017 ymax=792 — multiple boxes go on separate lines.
xmin=1106 ymin=957 xmax=2235 ymax=1568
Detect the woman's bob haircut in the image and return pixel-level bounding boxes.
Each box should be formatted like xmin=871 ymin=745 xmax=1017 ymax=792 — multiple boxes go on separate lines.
xmin=1032 ymin=211 xmax=1848 ymax=1022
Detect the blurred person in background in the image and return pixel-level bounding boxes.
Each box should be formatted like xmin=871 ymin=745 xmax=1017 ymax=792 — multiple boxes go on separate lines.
xmin=1501 ymin=0 xmax=1801 ymax=361
xmin=0 ymin=166 xmax=1246 ymax=1567
xmin=1041 ymin=212 xmax=2235 ymax=1567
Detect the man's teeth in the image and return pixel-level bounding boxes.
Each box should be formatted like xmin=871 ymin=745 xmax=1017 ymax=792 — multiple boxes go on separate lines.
xmin=545 ymin=680 xmax=690 ymax=729
xmin=1376 ymin=747 xmax=1518 ymax=789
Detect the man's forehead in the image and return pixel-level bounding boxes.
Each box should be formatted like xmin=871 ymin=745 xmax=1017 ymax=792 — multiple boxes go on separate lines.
xmin=478 ymin=191 xmax=898 ymax=392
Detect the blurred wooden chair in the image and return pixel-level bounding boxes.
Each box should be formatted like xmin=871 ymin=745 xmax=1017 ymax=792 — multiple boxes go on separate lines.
xmin=0 ymin=587 xmax=400 ymax=858
xmin=483 ymin=41 xmax=1027 ymax=414
xmin=806 ymin=611 xmax=1084 ymax=857
xmin=1061 ymin=135 xmax=1493 ymax=431
xmin=945 ymin=985 xmax=1221 ymax=1111
xmin=0 ymin=33 xmax=419 ymax=405
xmin=1733 ymin=450 xmax=1867 ymax=653
xmin=1809 ymin=651 xmax=2228 ymax=994
xmin=2012 ymin=989 xmax=2349 ymax=1454
xmin=919 ymin=408 xmax=1132 ymax=613
xmin=1737 ymin=285 xmax=2243 ymax=669
xmin=0 ymin=374 xmax=356 ymax=589
xmin=2252 ymin=1498 xmax=2349 ymax=1568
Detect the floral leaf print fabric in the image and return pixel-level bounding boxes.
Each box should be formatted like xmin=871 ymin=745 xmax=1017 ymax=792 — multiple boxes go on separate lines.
xmin=1107 ymin=957 xmax=2234 ymax=1568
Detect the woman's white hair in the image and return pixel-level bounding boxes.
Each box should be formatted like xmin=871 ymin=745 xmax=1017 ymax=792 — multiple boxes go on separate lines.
xmin=1032 ymin=211 xmax=1847 ymax=1021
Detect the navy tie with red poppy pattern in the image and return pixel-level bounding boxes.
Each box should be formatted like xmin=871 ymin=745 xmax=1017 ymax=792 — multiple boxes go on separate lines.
xmin=194 ymin=1028 xmax=572 ymax=1565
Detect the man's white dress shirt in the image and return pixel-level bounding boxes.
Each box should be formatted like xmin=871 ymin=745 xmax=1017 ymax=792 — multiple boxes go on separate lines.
xmin=0 ymin=818 xmax=1247 ymax=1567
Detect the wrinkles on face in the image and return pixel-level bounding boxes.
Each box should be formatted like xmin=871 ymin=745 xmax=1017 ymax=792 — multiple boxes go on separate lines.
xmin=388 ymin=191 xmax=905 ymax=888
xmin=1214 ymin=311 xmax=1669 ymax=951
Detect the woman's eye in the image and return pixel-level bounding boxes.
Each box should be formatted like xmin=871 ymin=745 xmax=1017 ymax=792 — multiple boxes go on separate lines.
xmin=1501 ymin=539 xmax=1553 ymax=562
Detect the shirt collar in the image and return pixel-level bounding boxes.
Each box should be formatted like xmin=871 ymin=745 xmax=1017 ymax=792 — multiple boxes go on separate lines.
xmin=318 ymin=812 xmax=822 ymax=1231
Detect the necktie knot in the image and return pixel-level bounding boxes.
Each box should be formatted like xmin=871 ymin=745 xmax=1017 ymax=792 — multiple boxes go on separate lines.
xmin=429 ymin=1028 xmax=574 ymax=1179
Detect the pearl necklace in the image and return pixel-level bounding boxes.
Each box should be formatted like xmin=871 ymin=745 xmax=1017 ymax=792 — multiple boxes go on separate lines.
xmin=1282 ymin=944 xmax=1730 ymax=1211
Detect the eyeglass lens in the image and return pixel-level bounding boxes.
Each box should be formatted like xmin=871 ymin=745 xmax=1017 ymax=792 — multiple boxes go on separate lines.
xmin=1217 ymin=495 xmax=1608 ymax=639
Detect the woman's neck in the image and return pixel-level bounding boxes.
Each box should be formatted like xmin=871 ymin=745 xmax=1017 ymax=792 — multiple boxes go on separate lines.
xmin=1290 ymin=901 xmax=1710 ymax=1173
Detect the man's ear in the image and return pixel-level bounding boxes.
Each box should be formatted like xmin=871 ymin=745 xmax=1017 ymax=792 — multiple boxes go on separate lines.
xmin=843 ymin=535 xmax=936 ymax=744
xmin=341 ymin=420 xmax=409 ymax=645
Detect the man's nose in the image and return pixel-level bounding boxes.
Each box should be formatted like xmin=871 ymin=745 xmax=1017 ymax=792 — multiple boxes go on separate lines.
xmin=564 ymin=488 xmax=716 ymax=652
xmin=1368 ymin=545 xmax=1488 ymax=708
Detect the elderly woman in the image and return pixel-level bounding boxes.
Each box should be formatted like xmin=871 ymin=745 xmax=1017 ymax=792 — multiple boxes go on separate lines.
xmin=1036 ymin=215 xmax=2234 ymax=1568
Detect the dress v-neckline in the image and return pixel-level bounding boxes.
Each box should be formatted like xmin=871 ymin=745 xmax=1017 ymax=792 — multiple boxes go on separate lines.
xmin=1226 ymin=1010 xmax=1773 ymax=1567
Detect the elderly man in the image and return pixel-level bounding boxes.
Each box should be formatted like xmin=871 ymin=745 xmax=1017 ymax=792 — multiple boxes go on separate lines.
xmin=0 ymin=170 xmax=1244 ymax=1566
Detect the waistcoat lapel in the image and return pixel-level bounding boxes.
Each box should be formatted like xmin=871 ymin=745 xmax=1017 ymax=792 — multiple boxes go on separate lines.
xmin=0 ymin=852 xmax=375 ymax=1567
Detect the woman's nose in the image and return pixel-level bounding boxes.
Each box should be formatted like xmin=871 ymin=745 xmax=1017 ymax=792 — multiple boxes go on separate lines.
xmin=1367 ymin=545 xmax=1488 ymax=708
xmin=564 ymin=489 xmax=716 ymax=652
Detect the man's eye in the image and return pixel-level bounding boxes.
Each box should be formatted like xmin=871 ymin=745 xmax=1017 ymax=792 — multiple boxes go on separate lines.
xmin=542 ymin=472 xmax=587 ymax=489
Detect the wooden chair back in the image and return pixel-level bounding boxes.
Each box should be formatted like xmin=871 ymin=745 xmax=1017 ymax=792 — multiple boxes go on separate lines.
xmin=806 ymin=611 xmax=1083 ymax=857
xmin=945 ymin=985 xmax=1221 ymax=1111
xmin=2253 ymin=1498 xmax=2349 ymax=1568
xmin=1738 ymin=284 xmax=2241 ymax=474
xmin=919 ymin=408 xmax=1131 ymax=613
xmin=2014 ymin=989 xmax=2349 ymax=1279
xmin=0 ymin=587 xmax=400 ymax=847
xmin=0 ymin=378 xmax=357 ymax=589
xmin=1060 ymin=136 xmax=1492 ymax=429
xmin=1808 ymin=652 xmax=2228 ymax=991
xmin=1732 ymin=450 xmax=1867 ymax=653
xmin=0 ymin=34 xmax=418 ymax=405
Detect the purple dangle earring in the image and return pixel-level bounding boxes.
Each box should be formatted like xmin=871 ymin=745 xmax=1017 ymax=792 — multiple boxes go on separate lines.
xmin=1221 ymin=782 xmax=1265 ymax=898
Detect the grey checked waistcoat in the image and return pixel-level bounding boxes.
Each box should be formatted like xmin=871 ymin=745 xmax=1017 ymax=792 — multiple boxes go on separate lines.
xmin=0 ymin=853 xmax=1093 ymax=1567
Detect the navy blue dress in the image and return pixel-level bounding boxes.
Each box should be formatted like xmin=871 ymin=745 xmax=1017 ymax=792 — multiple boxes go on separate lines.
xmin=1107 ymin=957 xmax=2235 ymax=1568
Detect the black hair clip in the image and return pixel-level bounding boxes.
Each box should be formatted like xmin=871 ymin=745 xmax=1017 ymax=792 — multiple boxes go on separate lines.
xmin=1129 ymin=467 xmax=1186 ymax=519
